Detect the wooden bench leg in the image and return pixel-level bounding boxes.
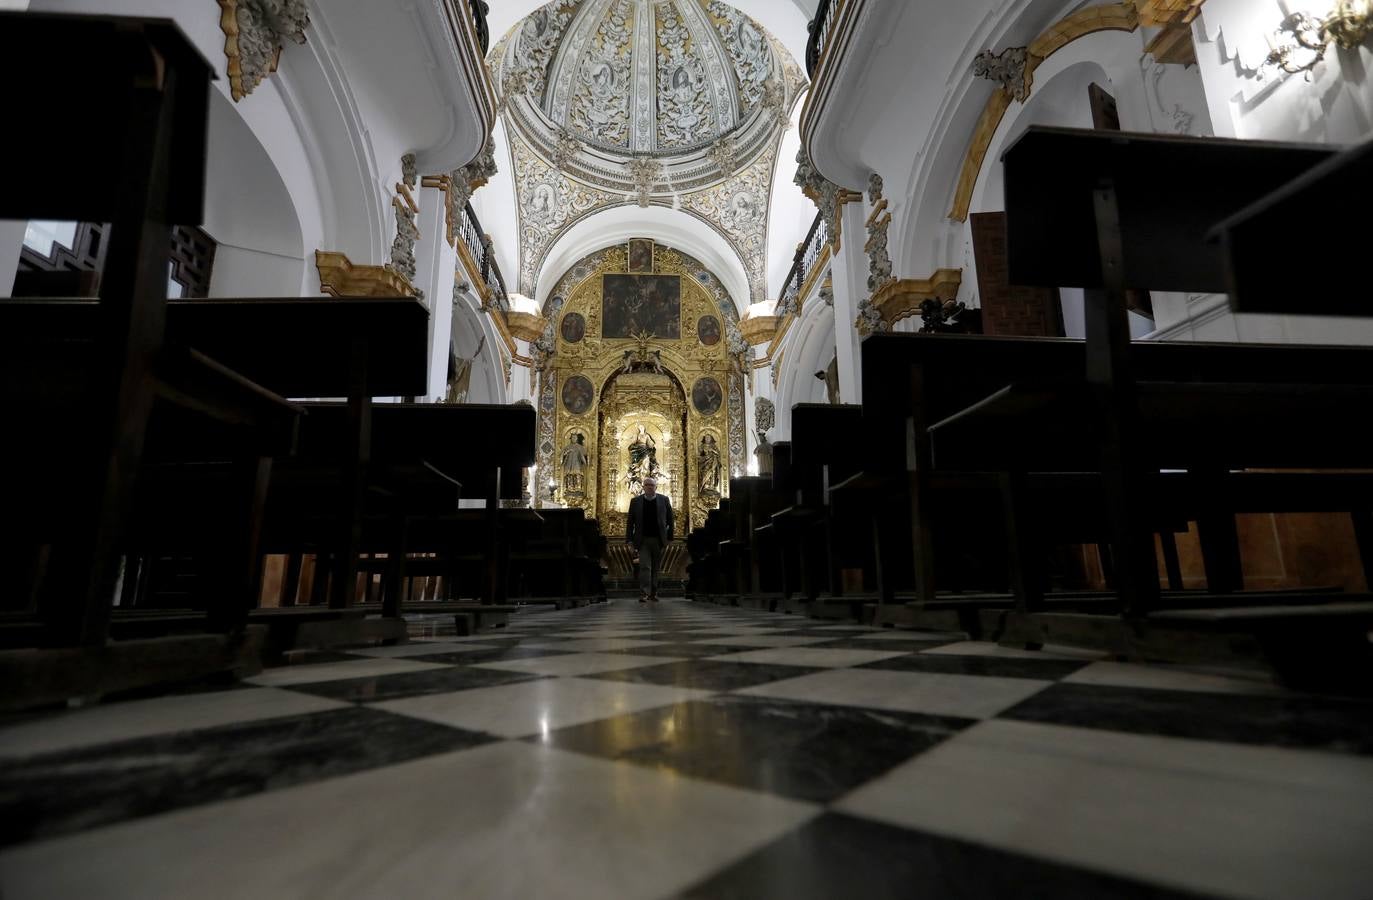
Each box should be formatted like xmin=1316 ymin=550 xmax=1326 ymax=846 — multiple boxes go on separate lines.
xmin=208 ymin=456 xmax=272 ymax=634
xmin=280 ymin=553 xmax=303 ymax=607
xmin=1193 ymin=467 xmax=1243 ymax=595
xmin=1001 ymin=471 xmax=1045 ymax=613
xmin=1159 ymin=531 xmax=1184 ymax=592
xmin=1351 ymin=510 xmax=1373 ymax=590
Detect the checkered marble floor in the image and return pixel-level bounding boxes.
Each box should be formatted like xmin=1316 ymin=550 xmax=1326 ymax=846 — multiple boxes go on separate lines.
xmin=3 ymin=599 xmax=1373 ymax=899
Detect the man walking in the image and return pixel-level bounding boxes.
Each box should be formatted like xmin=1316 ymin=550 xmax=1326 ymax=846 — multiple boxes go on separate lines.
xmin=627 ymin=476 xmax=674 ymax=602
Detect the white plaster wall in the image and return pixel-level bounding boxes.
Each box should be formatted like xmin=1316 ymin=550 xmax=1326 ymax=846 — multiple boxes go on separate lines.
xmin=765 ymin=92 xmax=814 ymax=299
xmin=451 ymin=291 xmax=507 ymax=405
xmin=203 ymin=89 xmax=309 ymax=296
xmin=1195 ymin=0 xmax=1373 ymax=143
xmin=772 ymin=265 xmax=838 ymax=438
xmin=0 ymin=220 xmax=25 ymax=297
xmin=470 ymin=118 xmax=521 ymax=293
xmin=1133 ymin=0 xmax=1373 ymax=346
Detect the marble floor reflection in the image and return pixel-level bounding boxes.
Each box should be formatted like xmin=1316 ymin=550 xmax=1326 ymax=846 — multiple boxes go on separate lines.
xmin=3 ymin=598 xmax=1372 ymax=899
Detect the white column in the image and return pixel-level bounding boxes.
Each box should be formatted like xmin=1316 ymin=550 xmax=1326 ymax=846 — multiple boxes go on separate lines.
xmin=416 ymin=187 xmax=457 ymax=401
xmin=828 ymin=198 xmax=868 ymax=403
xmin=0 ymin=220 xmax=27 ymax=297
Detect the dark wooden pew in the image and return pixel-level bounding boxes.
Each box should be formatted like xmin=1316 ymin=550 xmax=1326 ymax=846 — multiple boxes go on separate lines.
xmin=0 ymin=14 xmax=320 ymax=709
xmin=774 ymin=404 xmax=876 ymax=619
xmin=1211 ymin=131 xmax=1372 ymax=316
xmin=925 ymin=126 xmax=1373 ymax=688
xmin=165 ymin=297 xmax=429 ymax=612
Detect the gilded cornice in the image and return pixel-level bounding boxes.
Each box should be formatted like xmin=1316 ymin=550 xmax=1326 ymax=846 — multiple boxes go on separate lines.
xmin=871 ymin=268 xmax=963 ymax=327
xmin=739 ymin=314 xmax=780 ymax=346
xmin=315 ymin=250 xmax=414 ymax=297
xmin=507 ymin=310 xmax=549 ymax=342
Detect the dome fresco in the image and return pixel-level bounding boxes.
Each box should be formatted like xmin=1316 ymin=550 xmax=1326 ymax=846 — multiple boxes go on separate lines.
xmin=490 ymin=0 xmax=806 ymax=303
xmin=504 ymin=0 xmax=782 ymax=156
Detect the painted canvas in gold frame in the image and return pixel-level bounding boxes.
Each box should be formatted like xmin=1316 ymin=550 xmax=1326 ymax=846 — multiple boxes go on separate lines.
xmin=627 ymin=238 xmax=654 ymax=273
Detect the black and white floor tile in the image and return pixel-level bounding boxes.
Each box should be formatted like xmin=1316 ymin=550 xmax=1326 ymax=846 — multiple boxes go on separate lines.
xmin=3 ymin=598 xmax=1373 ymax=899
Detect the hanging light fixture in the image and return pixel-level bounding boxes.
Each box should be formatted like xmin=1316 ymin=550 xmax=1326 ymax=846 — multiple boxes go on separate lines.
xmin=1266 ymin=0 xmax=1373 ymax=79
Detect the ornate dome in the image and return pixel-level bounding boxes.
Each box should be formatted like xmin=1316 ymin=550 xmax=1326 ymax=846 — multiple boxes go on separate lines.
xmin=497 ymin=0 xmax=791 ymax=160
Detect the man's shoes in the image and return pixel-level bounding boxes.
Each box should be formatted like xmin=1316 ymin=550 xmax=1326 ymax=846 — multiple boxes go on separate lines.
xmin=648 ymin=594 xmax=659 ymax=603
xmin=639 ymin=594 xmax=648 ymax=604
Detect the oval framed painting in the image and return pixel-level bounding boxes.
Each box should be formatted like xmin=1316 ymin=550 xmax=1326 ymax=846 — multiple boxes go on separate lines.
xmin=561 ymin=311 xmax=586 ymax=343
xmin=691 ymin=376 xmax=723 ymax=416
xmin=561 ymin=374 xmax=595 ymax=415
xmin=697 ymin=314 xmax=721 ymax=347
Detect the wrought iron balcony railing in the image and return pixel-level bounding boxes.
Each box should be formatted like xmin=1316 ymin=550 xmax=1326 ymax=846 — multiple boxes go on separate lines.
xmin=805 ymin=0 xmax=842 ymax=79
xmin=458 ymin=200 xmax=508 ymax=313
xmin=468 ymin=0 xmax=490 ymax=55
xmin=779 ymin=211 xmax=828 ymax=315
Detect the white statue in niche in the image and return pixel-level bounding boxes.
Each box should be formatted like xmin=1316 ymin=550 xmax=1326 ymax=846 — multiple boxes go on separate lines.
xmin=627 ymin=424 xmax=660 ymax=495
xmin=560 ymin=432 xmax=588 ymax=494
xmin=698 ymin=434 xmax=722 ymax=495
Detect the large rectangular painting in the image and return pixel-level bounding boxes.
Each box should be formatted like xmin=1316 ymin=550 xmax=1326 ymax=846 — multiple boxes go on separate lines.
xmin=602 ymin=274 xmax=681 ymax=339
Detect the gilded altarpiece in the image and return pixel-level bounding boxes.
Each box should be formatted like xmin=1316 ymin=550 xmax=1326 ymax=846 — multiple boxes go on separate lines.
xmin=545 ymin=245 xmax=740 ymax=534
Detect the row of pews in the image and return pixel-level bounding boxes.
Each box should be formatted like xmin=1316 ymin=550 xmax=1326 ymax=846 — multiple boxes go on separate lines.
xmin=689 ymin=124 xmax=1373 ymax=692
xmin=0 ymin=13 xmax=603 ymax=712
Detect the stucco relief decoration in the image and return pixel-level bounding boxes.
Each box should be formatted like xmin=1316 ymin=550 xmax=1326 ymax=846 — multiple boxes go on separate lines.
xmin=865 ymin=173 xmax=893 ymax=293
xmin=681 ymin=154 xmax=770 ymax=300
xmin=707 ymin=135 xmax=737 ymax=177
xmin=569 ymin=1 xmax=634 ymax=148
xmin=1142 ymin=60 xmax=1197 ymax=134
xmin=972 ymin=46 xmax=1031 ymax=102
xmin=855 ymin=174 xmax=892 ymax=336
xmin=551 ymin=130 xmax=585 ymax=168
xmin=217 ymin=0 xmax=310 ymax=102
xmin=657 ymin=3 xmax=716 ymax=149
xmin=706 ymin=1 xmax=773 ymax=110
xmin=512 ymin=134 xmax=618 ymax=293
xmin=795 ymin=145 xmax=839 ymax=242
xmin=506 ymin=2 xmax=577 ymax=102
xmin=390 ymin=154 xmax=422 ymax=299
xmin=441 ymin=137 xmax=500 ymax=236
xmin=628 ymin=155 xmax=664 ymax=207
xmin=755 ymin=396 xmax=775 ymax=435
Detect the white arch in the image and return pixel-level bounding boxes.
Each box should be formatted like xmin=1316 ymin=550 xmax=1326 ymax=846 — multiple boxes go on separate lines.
xmin=894 ymin=28 xmax=1146 ymax=279
xmin=773 ymin=286 xmax=836 ymax=438
xmin=203 ymin=89 xmax=308 ymax=297
xmin=452 ymin=289 xmax=508 ymax=404
xmin=535 ymin=205 xmax=751 ymax=313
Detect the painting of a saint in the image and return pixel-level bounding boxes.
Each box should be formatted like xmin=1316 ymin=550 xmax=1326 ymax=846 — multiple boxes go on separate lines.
xmin=692 ymin=376 xmax=723 ymax=416
xmin=561 ymin=312 xmax=586 ymax=343
xmin=697 ymin=314 xmax=721 ymax=347
xmin=562 ymin=374 xmax=595 ymax=415
xmin=602 ymin=274 xmax=680 ymax=339
xmin=627 ymin=238 xmax=654 ymax=273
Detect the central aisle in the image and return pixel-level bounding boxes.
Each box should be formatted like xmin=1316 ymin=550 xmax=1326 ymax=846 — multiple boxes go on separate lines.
xmin=3 ymin=600 xmax=1373 ymax=899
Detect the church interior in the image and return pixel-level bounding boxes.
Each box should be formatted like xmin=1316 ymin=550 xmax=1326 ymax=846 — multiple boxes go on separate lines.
xmin=3 ymin=0 xmax=1373 ymax=896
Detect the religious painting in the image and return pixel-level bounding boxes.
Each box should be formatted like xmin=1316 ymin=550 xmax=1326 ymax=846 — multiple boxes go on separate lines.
xmin=560 ymin=311 xmax=586 ymax=343
xmin=697 ymin=314 xmax=721 ymax=347
xmin=602 ymin=274 xmax=681 ymax=339
xmin=561 ymin=374 xmax=595 ymax=415
xmin=627 ymin=238 xmax=654 ymax=273
xmin=692 ymin=376 xmax=723 ymax=416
